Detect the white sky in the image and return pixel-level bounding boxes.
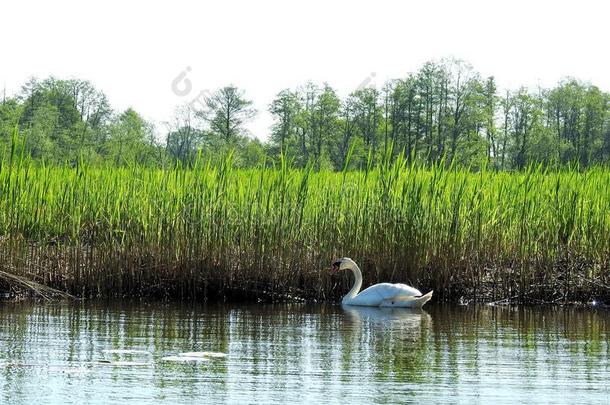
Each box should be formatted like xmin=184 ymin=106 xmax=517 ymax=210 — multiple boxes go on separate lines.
xmin=1 ymin=0 xmax=608 ymax=140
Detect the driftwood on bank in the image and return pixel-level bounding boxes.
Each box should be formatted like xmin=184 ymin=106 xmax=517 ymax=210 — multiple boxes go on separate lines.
xmin=0 ymin=270 xmax=74 ymax=301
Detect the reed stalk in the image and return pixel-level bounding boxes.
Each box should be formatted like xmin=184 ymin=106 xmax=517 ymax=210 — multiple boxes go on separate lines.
xmin=1 ymin=143 xmax=608 ymax=302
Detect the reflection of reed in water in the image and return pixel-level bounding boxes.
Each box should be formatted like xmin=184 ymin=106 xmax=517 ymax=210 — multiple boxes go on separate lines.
xmin=337 ymin=305 xmax=433 ymax=386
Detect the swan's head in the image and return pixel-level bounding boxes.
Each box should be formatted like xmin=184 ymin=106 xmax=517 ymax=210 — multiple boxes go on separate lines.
xmin=332 ymin=257 xmax=356 ymax=273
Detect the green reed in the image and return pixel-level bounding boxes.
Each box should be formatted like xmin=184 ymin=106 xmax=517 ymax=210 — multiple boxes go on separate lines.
xmin=1 ymin=148 xmax=609 ymax=302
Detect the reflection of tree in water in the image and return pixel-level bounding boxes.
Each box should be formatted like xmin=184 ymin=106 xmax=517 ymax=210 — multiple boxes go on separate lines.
xmin=0 ymin=301 xmax=234 ymax=402
xmin=1 ymin=302 xmax=609 ymax=403
xmin=225 ymin=304 xmax=314 ymax=399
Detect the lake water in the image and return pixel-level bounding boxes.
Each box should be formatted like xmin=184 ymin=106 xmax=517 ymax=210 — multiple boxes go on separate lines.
xmin=0 ymin=302 xmax=608 ymax=404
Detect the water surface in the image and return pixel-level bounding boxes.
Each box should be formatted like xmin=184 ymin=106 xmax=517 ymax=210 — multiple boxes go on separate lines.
xmin=0 ymin=302 xmax=608 ymax=404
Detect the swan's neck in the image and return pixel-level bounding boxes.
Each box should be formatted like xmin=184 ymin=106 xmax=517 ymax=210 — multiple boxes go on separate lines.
xmin=342 ymin=263 xmax=363 ymax=303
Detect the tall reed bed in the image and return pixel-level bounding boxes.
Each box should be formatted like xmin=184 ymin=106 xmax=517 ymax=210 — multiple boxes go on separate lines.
xmin=1 ymin=153 xmax=609 ymax=302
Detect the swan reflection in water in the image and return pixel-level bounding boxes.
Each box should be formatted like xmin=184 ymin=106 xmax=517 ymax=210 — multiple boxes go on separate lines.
xmin=340 ymin=305 xmax=433 ymax=369
xmin=341 ymin=304 xmax=432 ymax=331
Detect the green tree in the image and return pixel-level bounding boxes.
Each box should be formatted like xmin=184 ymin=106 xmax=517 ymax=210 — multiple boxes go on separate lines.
xmin=269 ymin=89 xmax=301 ymax=158
xmin=482 ymin=77 xmax=499 ymax=167
xmin=108 ymin=108 xmax=156 ymax=165
xmin=166 ymin=105 xmax=205 ymax=165
xmin=508 ymin=88 xmax=543 ymax=169
xmin=199 ymin=85 xmax=256 ymax=145
xmin=390 ymin=75 xmax=421 ymax=159
xmin=310 ymin=84 xmax=340 ymax=170
xmin=0 ymin=97 xmax=23 ymax=157
xmin=444 ymin=58 xmax=485 ymax=165
xmin=18 ymin=77 xmax=111 ymax=162
xmin=350 ymin=88 xmax=381 ymax=155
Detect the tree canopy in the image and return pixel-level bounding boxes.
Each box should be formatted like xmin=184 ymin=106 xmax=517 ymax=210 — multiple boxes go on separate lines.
xmin=1 ymin=59 xmax=608 ymax=170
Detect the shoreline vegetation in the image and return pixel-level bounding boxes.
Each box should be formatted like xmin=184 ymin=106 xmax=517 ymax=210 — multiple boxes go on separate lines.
xmin=1 ymin=57 xmax=609 ymax=304
xmin=2 ymin=58 xmax=609 ymax=173
xmin=1 ymin=149 xmax=609 ymax=304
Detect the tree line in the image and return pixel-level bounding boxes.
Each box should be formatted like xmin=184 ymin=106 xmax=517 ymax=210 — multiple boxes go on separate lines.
xmin=1 ymin=58 xmax=608 ymax=170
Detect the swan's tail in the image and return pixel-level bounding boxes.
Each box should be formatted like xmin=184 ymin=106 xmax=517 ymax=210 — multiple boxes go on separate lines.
xmin=380 ymin=291 xmax=433 ymax=309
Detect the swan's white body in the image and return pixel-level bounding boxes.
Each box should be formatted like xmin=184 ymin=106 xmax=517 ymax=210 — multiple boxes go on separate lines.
xmin=335 ymin=258 xmax=433 ymax=309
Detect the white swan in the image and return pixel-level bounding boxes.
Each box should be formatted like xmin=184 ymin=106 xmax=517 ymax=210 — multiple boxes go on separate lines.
xmin=332 ymin=258 xmax=433 ymax=308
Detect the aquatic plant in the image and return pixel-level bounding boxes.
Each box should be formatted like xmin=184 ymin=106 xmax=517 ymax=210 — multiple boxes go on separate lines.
xmin=0 ymin=143 xmax=609 ymax=302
